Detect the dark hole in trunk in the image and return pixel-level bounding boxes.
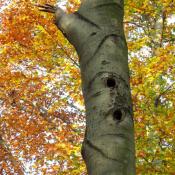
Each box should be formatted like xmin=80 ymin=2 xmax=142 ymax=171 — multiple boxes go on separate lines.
xmin=107 ymin=78 xmax=116 ymax=88
xmin=113 ymin=110 xmax=122 ymax=121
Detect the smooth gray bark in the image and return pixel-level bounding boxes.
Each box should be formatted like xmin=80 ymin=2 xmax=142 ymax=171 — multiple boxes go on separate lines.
xmin=39 ymin=0 xmax=135 ymax=174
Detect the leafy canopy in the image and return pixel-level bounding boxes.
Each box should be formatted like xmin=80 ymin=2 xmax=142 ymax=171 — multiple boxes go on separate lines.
xmin=0 ymin=0 xmax=174 ymax=174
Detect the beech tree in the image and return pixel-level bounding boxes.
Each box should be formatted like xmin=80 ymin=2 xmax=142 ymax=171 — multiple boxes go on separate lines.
xmin=38 ymin=0 xmax=135 ymax=174
xmin=1 ymin=0 xmax=175 ymax=174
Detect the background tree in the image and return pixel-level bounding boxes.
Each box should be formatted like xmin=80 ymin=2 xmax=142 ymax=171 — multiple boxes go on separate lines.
xmin=125 ymin=0 xmax=175 ymax=174
xmin=0 ymin=0 xmax=175 ymax=174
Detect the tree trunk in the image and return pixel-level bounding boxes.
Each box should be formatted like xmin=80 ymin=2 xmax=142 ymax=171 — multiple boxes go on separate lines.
xmin=40 ymin=0 xmax=135 ymax=174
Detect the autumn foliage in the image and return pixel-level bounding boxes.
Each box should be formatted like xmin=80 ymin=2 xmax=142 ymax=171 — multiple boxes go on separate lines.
xmin=0 ymin=0 xmax=175 ymax=174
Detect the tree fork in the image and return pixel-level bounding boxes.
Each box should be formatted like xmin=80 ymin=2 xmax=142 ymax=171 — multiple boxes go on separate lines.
xmin=38 ymin=0 xmax=135 ymax=174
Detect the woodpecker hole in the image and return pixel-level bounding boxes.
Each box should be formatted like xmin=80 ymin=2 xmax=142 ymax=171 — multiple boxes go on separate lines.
xmin=113 ymin=110 xmax=122 ymax=121
xmin=107 ymin=78 xmax=116 ymax=88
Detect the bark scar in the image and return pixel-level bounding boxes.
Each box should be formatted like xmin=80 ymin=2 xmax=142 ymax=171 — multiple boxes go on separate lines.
xmin=74 ymin=12 xmax=100 ymax=29
xmin=92 ymin=34 xmax=120 ymax=58
xmin=91 ymin=2 xmax=123 ymax=10
xmin=85 ymin=139 xmax=123 ymax=163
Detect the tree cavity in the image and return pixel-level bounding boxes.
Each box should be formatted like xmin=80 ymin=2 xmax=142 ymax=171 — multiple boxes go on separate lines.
xmin=113 ymin=109 xmax=122 ymax=121
xmin=106 ymin=77 xmax=116 ymax=88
